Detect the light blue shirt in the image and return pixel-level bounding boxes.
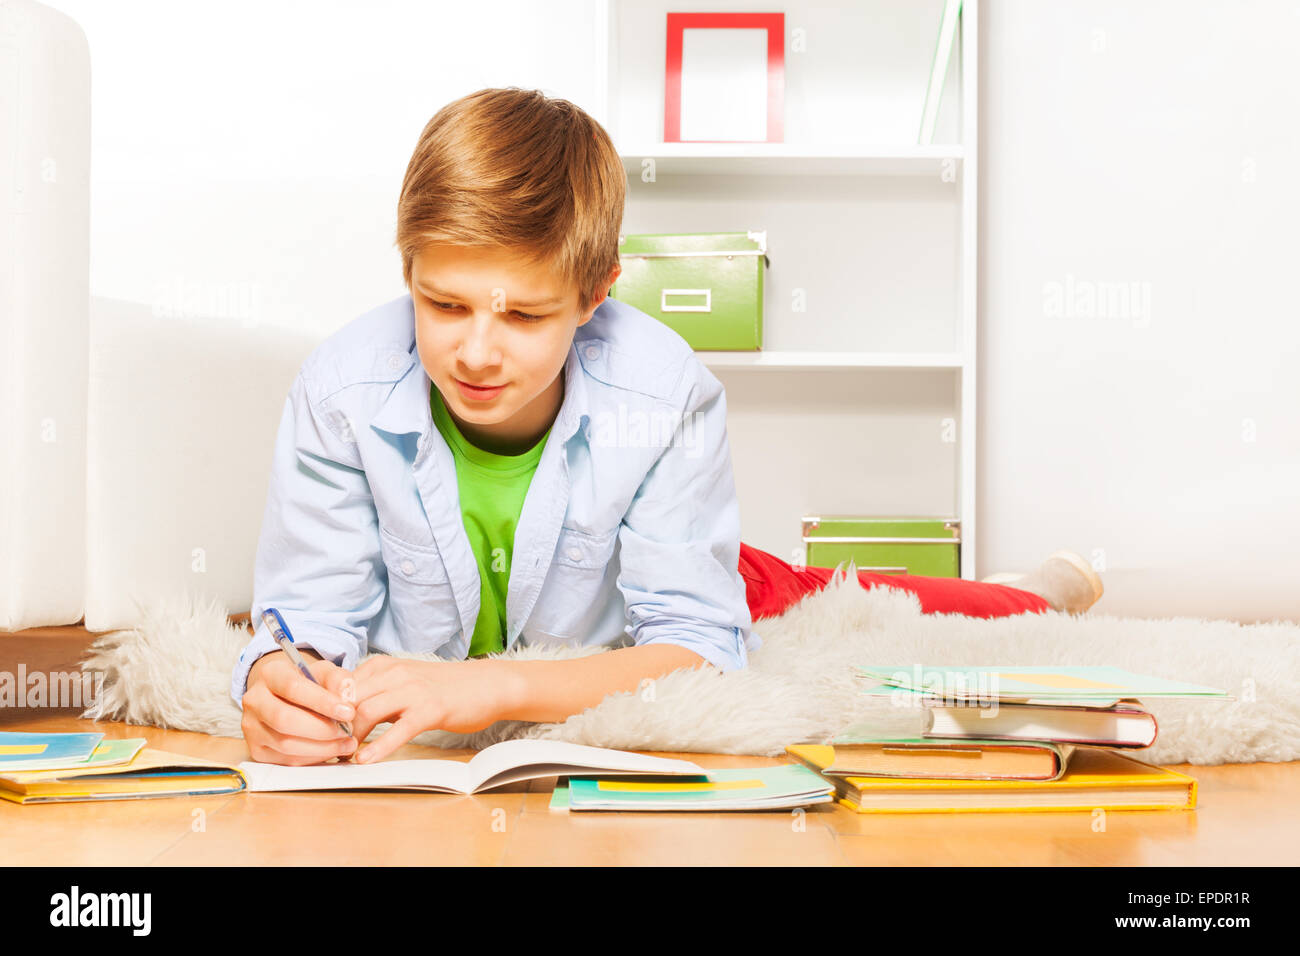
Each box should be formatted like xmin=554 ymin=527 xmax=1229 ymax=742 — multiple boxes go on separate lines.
xmin=230 ymin=293 xmax=761 ymax=705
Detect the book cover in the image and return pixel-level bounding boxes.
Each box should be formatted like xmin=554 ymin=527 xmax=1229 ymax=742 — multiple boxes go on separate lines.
xmin=826 ymin=747 xmax=1197 ymax=814
xmin=558 ymin=764 xmax=834 ymax=812
xmin=790 ymin=736 xmax=1075 ymax=781
xmin=918 ymin=0 xmax=963 ymax=145
xmin=0 ymin=731 xmax=105 ymax=771
xmin=855 ymin=665 xmax=1230 ymax=705
xmin=855 ymin=680 xmax=1160 ymax=746
xmin=924 ymin=700 xmax=1159 ymax=748
xmin=0 ymin=747 xmax=247 ymax=804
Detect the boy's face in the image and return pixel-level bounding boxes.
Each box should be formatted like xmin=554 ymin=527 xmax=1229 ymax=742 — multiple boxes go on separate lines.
xmin=411 ymin=244 xmax=619 ymax=456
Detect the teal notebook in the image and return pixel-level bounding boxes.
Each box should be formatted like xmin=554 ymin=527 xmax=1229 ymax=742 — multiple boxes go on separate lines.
xmin=855 ymin=665 xmax=1231 ymax=707
xmin=0 ymin=731 xmax=105 ymax=771
xmin=550 ymin=765 xmax=834 ymax=812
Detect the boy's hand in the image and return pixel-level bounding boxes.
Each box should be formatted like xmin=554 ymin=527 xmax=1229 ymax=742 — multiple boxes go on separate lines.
xmin=349 ymin=657 xmax=513 ymax=764
xmin=242 ymin=649 xmax=359 ymax=766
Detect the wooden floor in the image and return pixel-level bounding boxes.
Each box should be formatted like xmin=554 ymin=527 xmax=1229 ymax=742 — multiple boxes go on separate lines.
xmin=4 ymin=625 xmax=1300 ymax=865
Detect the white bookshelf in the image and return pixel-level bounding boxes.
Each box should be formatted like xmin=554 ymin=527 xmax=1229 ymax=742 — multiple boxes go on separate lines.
xmin=616 ymin=143 xmax=963 ymax=177
xmin=594 ymin=0 xmax=979 ymax=579
xmin=699 ymin=351 xmax=964 ymax=370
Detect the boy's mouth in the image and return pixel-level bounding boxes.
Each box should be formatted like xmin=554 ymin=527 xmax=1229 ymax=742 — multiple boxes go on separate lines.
xmin=454 ymin=377 xmax=506 ymax=401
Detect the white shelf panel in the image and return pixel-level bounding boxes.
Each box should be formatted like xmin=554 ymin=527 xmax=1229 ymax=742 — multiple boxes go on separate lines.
xmin=718 ymin=367 xmax=961 ymax=563
xmin=698 ymin=350 xmax=965 ymax=370
xmin=619 ymin=143 xmax=963 ymax=177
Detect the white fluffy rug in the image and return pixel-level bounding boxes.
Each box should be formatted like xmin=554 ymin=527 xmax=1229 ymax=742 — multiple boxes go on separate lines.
xmin=80 ymin=567 xmax=1300 ymax=764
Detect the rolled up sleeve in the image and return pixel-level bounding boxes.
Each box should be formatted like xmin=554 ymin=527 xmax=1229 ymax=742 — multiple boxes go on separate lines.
xmin=615 ymin=362 xmax=759 ymax=672
xmin=230 ymin=369 xmax=388 ymax=706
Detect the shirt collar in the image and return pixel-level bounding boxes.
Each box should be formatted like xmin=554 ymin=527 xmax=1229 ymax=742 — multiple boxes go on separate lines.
xmin=369 ymin=336 xmax=592 ymax=458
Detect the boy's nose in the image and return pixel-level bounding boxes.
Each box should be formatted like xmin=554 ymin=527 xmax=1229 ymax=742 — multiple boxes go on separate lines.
xmin=458 ymin=314 xmax=504 ymax=368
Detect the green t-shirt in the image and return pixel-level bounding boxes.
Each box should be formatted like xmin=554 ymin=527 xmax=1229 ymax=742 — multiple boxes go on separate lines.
xmin=430 ymin=383 xmax=551 ymax=658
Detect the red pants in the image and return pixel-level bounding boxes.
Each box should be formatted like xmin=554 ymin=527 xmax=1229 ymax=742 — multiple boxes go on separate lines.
xmin=738 ymin=541 xmax=1050 ymax=621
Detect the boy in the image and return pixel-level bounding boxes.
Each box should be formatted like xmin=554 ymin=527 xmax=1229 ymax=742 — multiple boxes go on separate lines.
xmin=233 ymin=88 xmax=759 ymax=765
xmin=232 ymin=88 xmax=1101 ymax=767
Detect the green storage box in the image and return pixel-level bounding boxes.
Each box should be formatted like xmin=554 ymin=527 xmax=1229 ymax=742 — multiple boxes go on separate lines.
xmin=611 ymin=231 xmax=768 ymax=350
xmin=802 ymin=515 xmax=961 ymax=578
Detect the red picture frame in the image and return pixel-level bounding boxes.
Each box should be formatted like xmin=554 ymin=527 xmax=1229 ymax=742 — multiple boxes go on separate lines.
xmin=664 ymin=12 xmax=785 ymax=144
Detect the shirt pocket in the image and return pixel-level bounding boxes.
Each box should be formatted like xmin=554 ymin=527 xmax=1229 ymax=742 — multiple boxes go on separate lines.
xmin=526 ymin=525 xmax=620 ymax=642
xmin=377 ymin=525 xmax=462 ymax=650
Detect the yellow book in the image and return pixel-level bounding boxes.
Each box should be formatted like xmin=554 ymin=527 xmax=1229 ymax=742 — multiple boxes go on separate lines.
xmin=0 ymin=747 xmax=246 ymax=804
xmin=785 ymin=744 xmax=1196 ymax=813
xmin=791 ymin=736 xmax=1074 ymax=781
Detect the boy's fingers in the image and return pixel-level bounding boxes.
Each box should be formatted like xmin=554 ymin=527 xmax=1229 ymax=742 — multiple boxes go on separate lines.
xmin=354 ymin=714 xmax=422 ymax=764
xmin=351 ymin=665 xmax=405 ymax=706
xmin=350 ymin=699 xmax=398 ymax=748
xmin=255 ymin=684 xmax=352 ymax=740
xmin=352 ymin=655 xmax=393 ymax=682
xmin=262 ymin=730 xmax=358 ymax=760
xmin=310 ymin=659 xmax=360 ymax=709
xmin=307 ymin=655 xmax=346 ymax=685
xmin=266 ymin=658 xmax=355 ymax=723
xmin=253 ymin=732 xmax=357 ymax=765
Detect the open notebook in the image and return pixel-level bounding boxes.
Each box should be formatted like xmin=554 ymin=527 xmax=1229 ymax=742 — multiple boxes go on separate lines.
xmin=238 ymin=739 xmax=706 ymax=794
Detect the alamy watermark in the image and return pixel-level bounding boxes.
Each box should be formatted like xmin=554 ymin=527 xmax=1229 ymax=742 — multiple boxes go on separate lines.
xmin=49 ymin=886 xmax=151 ymax=936
xmin=0 ymin=666 xmax=104 ymax=709
xmin=879 ymin=665 xmax=1005 ymax=717
xmin=589 ymin=405 xmax=704 ymax=458
xmin=1042 ymin=274 xmax=1152 ymax=327
xmin=152 ymin=274 xmax=261 ymax=328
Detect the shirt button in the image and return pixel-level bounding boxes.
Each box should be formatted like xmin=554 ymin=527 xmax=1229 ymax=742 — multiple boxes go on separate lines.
xmin=567 ymin=546 xmax=583 ymax=561
xmin=400 ymin=559 xmax=416 ymax=576
xmin=584 ymin=344 xmax=600 ymax=360
xmin=388 ymin=354 xmax=403 ymax=370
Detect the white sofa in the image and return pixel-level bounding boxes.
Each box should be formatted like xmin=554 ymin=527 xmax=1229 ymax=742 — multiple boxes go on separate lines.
xmin=1 ymin=0 xmax=320 ymax=633
xmin=83 ymin=296 xmax=319 ymax=630
xmin=0 ymin=0 xmax=89 ymax=630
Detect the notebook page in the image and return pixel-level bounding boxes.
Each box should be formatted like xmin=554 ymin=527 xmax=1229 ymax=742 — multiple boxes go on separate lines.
xmin=464 ymin=739 xmax=705 ymax=792
xmin=237 ymin=757 xmax=473 ymax=793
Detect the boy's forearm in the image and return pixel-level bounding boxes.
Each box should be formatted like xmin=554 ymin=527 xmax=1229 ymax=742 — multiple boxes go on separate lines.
xmin=493 ymin=643 xmax=711 ymax=724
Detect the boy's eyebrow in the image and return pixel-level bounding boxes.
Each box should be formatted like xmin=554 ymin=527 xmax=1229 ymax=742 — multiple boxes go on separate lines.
xmin=416 ymin=281 xmax=564 ymax=308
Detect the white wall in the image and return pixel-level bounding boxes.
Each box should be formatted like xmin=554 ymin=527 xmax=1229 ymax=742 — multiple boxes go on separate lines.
xmin=41 ymin=0 xmax=602 ymax=338
xmin=979 ymin=0 xmax=1300 ymax=621
xmin=36 ymin=0 xmax=1300 ymax=624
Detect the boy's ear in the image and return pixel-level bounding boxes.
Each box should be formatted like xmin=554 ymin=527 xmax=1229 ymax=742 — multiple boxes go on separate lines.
xmin=578 ymin=264 xmax=623 ymax=324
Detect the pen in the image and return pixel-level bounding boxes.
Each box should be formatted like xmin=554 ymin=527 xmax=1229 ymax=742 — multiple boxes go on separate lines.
xmin=261 ymin=608 xmax=354 ymax=738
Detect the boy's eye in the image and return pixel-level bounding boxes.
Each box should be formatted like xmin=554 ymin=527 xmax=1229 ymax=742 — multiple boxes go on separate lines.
xmin=430 ymin=300 xmax=544 ymax=323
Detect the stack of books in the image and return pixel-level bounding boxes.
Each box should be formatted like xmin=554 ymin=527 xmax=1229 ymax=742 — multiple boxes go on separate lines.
xmin=0 ymin=731 xmax=247 ymax=804
xmin=787 ymin=665 xmax=1232 ymax=813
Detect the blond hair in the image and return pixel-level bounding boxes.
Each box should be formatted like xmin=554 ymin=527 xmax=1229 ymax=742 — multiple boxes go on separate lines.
xmin=395 ymin=87 xmax=626 ymax=315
